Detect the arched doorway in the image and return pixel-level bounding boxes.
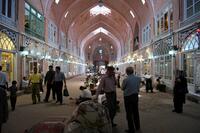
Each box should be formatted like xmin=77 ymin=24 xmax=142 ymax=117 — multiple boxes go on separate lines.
xmin=0 ymin=32 xmax=16 ymax=82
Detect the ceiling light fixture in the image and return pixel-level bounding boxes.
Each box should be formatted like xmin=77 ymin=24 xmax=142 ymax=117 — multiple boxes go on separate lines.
xmin=99 ymin=38 xmax=102 ymax=41
xmin=141 ymin=0 xmax=145 ymax=5
xmin=98 ymin=0 xmax=104 ymax=7
xmin=64 ymin=11 xmax=68 ymax=18
xmin=130 ymin=10 xmax=135 ymax=19
xmin=55 ymin=0 xmax=59 ymax=4
xmin=90 ymin=1 xmax=111 ymax=16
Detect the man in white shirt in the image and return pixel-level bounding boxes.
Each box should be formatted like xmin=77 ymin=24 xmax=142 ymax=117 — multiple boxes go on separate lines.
xmin=76 ymin=86 xmax=92 ymax=104
xmin=0 ymin=66 xmax=8 ymax=89
xmin=21 ymin=77 xmax=29 ymax=90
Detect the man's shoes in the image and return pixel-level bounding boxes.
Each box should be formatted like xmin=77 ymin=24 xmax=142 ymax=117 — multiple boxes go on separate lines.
xmin=43 ymin=99 xmax=48 ymax=103
xmin=125 ymin=129 xmax=134 ymax=133
xmin=112 ymin=123 xmax=117 ymax=127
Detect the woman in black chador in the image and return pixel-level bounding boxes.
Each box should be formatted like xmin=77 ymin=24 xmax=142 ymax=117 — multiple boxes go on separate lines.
xmin=173 ymin=71 xmax=188 ymax=113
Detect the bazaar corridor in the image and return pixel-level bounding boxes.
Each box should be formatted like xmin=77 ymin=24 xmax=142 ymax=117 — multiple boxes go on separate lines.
xmin=2 ymin=76 xmax=200 ymax=133
xmin=1 ymin=0 xmax=200 ymax=133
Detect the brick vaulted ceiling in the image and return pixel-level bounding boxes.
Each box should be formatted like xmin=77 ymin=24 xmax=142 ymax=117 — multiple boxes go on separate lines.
xmin=44 ymin=0 xmax=154 ymax=62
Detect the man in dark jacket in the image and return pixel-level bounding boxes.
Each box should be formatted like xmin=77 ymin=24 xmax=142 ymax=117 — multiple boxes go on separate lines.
xmin=44 ymin=65 xmax=55 ymax=102
xmin=173 ymin=70 xmax=188 ymax=113
xmin=0 ymin=87 xmax=8 ymax=133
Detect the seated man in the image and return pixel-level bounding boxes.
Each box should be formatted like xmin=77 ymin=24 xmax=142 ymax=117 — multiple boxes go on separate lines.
xmin=21 ymin=76 xmax=29 ymax=90
xmin=76 ymin=86 xmax=92 ymax=104
xmin=89 ymin=84 xmax=97 ymax=95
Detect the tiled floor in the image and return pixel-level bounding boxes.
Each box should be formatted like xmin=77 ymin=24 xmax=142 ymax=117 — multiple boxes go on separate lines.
xmin=2 ymin=76 xmax=200 ymax=133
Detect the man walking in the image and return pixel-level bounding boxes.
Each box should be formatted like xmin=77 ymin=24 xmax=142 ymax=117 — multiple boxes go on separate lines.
xmin=28 ymin=67 xmax=42 ymax=104
xmin=96 ymin=66 xmax=117 ymax=127
xmin=122 ymin=67 xmax=141 ymax=133
xmin=0 ymin=86 xmax=8 ymax=133
xmin=54 ymin=66 xmax=67 ymax=104
xmin=44 ymin=65 xmax=55 ymax=102
xmin=115 ymin=67 xmax=121 ymax=88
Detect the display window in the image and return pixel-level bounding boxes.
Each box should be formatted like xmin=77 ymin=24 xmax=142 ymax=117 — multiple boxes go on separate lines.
xmin=0 ymin=32 xmax=16 ymax=82
xmin=182 ymin=32 xmax=199 ymax=84
xmin=1 ymin=52 xmax=14 ymax=82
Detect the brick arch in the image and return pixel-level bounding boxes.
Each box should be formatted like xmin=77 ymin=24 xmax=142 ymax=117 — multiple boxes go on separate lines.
xmin=80 ymin=26 xmax=122 ymax=56
xmin=59 ymin=1 xmax=138 ymax=33
xmin=67 ymin=5 xmax=131 ymax=41
xmin=45 ymin=0 xmax=138 ymax=34
xmin=70 ymin=13 xmax=128 ymax=44
xmin=81 ymin=31 xmax=121 ymax=60
xmin=84 ymin=33 xmax=118 ymax=62
xmin=45 ymin=0 xmax=155 ymax=33
xmin=77 ymin=21 xmax=124 ymax=47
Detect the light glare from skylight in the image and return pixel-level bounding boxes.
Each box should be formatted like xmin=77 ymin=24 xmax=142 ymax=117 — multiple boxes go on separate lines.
xmin=130 ymin=10 xmax=135 ymax=19
xmin=141 ymin=0 xmax=145 ymax=5
xmin=64 ymin=11 xmax=68 ymax=18
xmin=90 ymin=5 xmax=111 ymax=16
xmin=55 ymin=0 xmax=59 ymax=4
xmin=92 ymin=27 xmax=109 ymax=35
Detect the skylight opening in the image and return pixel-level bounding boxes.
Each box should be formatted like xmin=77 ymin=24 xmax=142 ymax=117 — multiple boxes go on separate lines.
xmin=90 ymin=5 xmax=111 ymax=16
xmin=141 ymin=0 xmax=145 ymax=5
xmin=64 ymin=11 xmax=68 ymax=18
xmin=130 ymin=10 xmax=135 ymax=19
xmin=55 ymin=0 xmax=59 ymax=4
xmin=92 ymin=27 xmax=109 ymax=36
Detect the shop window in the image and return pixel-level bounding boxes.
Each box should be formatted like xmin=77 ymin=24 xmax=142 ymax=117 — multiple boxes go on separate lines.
xmin=183 ymin=33 xmax=199 ymax=51
xmin=142 ymin=24 xmax=151 ymax=45
xmin=134 ymin=23 xmax=139 ymax=50
xmin=160 ymin=61 xmax=164 ymax=77
xmin=164 ymin=13 xmax=168 ymax=31
xmin=157 ymin=20 xmax=160 ymax=35
xmin=0 ymin=32 xmax=15 ymax=82
xmin=155 ymin=58 xmax=160 ymax=77
xmin=1 ymin=0 xmax=15 ymax=19
xmin=61 ymin=32 xmax=66 ymax=48
xmin=0 ymin=32 xmax=15 ymax=51
xmin=185 ymin=0 xmax=200 ymax=18
xmin=1 ymin=52 xmax=14 ymax=82
xmin=182 ymin=32 xmax=199 ymax=84
xmin=48 ymin=22 xmax=57 ymax=44
xmin=183 ymin=53 xmax=194 ymax=83
xmin=24 ymin=2 xmax=44 ymax=40
xmin=143 ymin=29 xmax=145 ymax=43
xmin=170 ymin=11 xmax=173 ymax=31
xmin=164 ymin=56 xmax=172 ymax=80
xmin=155 ymin=7 xmax=173 ymax=36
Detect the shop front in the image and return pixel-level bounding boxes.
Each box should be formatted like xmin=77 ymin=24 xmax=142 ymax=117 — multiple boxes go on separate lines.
xmin=153 ymin=35 xmax=173 ymax=87
xmin=0 ymin=31 xmax=17 ymax=82
xmin=139 ymin=46 xmax=153 ymax=75
xmin=21 ymin=35 xmax=45 ymax=77
xmin=180 ymin=28 xmax=200 ymax=94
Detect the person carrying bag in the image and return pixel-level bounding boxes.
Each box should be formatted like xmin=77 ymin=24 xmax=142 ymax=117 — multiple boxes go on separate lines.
xmin=63 ymin=86 xmax=69 ymax=97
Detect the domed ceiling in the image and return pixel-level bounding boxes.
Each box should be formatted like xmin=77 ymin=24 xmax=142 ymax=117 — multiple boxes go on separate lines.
xmin=43 ymin=0 xmax=155 ymax=63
